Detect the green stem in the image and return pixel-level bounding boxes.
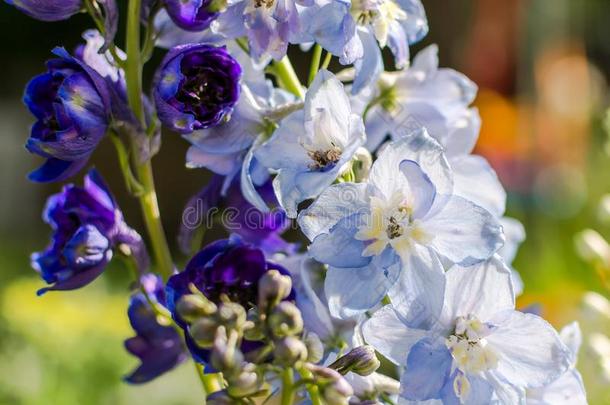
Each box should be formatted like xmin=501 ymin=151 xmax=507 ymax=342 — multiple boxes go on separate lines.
xmin=321 ymin=51 xmax=332 ymax=70
xmin=124 ymin=0 xmax=174 ymax=280
xmin=308 ymin=44 xmax=322 ymax=85
xmin=298 ymin=367 xmax=322 ymax=405
xmin=280 ymin=368 xmax=296 ymax=405
xmin=273 ymin=57 xmax=305 ymax=99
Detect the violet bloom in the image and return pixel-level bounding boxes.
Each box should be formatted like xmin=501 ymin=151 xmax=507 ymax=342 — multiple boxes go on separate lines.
xmin=32 ymin=170 xmax=147 ymax=295
xmin=24 ymin=48 xmax=112 ymax=183
xmin=5 ymin=0 xmax=82 ymax=21
xmin=164 ymin=0 xmax=221 ymax=31
xmin=125 ymin=274 xmax=186 ymax=384
xmin=179 ymin=175 xmax=296 ymax=256
xmin=166 ymin=235 xmax=295 ymax=364
xmin=154 ymin=44 xmax=242 ymax=133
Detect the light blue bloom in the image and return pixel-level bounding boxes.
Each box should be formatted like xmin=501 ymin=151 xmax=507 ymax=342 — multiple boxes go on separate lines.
xmin=499 ymin=216 xmax=526 ymax=296
xmin=526 ymin=322 xmax=587 ymax=405
xmin=255 ymin=69 xmax=366 ymax=217
xmin=360 ymin=44 xmax=507 ymax=218
xmin=363 ymin=256 xmax=572 ymax=404
xmin=298 ymin=129 xmax=504 ymax=319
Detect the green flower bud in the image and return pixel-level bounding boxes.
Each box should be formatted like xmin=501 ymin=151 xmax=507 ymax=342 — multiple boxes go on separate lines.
xmin=258 ymin=269 xmax=292 ymax=310
xmin=243 ymin=308 xmax=265 ymax=341
xmin=176 ymin=294 xmax=217 ymax=323
xmin=226 ymin=363 xmax=261 ymax=398
xmin=268 ymin=301 xmax=304 ymax=337
xmin=189 ymin=317 xmax=219 ymax=348
xmin=304 ymin=332 xmax=324 ymax=363
xmin=329 ymin=345 xmax=380 ymax=376
xmin=307 ymin=364 xmax=353 ymax=405
xmin=211 ymin=327 xmax=244 ymax=375
xmin=274 ymin=336 xmax=308 ymax=366
xmin=217 ymin=301 xmax=248 ymax=333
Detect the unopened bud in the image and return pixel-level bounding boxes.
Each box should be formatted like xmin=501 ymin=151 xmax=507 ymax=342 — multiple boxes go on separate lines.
xmin=226 ymin=363 xmax=265 ymax=398
xmin=268 ymin=301 xmax=303 ymax=337
xmin=574 ymin=229 xmax=610 ymax=267
xmin=211 ymin=327 xmax=244 ymax=375
xmin=244 ymin=308 xmax=265 ymax=341
xmin=304 ymin=333 xmax=324 ymax=363
xmin=176 ymin=294 xmax=217 ymax=323
xmin=189 ymin=317 xmax=218 ymax=348
xmin=258 ymin=269 xmax=292 ymax=310
xmin=329 ymin=346 xmax=380 ymax=376
xmin=308 ymin=364 xmax=353 ymax=405
xmin=217 ymin=302 xmax=248 ymax=333
xmin=274 ymin=336 xmax=308 ymax=365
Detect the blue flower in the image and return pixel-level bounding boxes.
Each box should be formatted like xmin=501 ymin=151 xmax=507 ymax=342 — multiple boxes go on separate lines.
xmin=298 ymin=129 xmax=504 ymax=318
xmin=5 ymin=0 xmax=82 ymax=21
xmin=363 ymin=256 xmax=572 ymax=403
xmin=164 ymin=0 xmax=222 ymax=31
xmin=23 ymin=48 xmax=113 ymax=183
xmin=165 ymin=235 xmax=295 ymax=364
xmin=255 ymin=70 xmax=366 ymax=217
xmin=125 ymin=274 xmax=186 ymax=384
xmin=359 ymin=44 xmax=507 ymax=218
xmin=154 ymin=44 xmax=242 ymax=133
xmin=32 ymin=170 xmax=147 ymax=295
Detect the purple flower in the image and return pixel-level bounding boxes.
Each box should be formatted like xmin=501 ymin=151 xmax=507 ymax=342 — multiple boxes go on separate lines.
xmin=125 ymin=274 xmax=186 ymax=384
xmin=5 ymin=0 xmax=82 ymax=21
xmin=32 ymin=170 xmax=147 ymax=295
xmin=154 ymin=44 xmax=241 ymax=133
xmin=164 ymin=0 xmax=221 ymax=31
xmin=166 ymin=235 xmax=295 ymax=363
xmin=178 ymin=175 xmax=296 ymax=255
xmin=24 ymin=48 xmax=112 ymax=183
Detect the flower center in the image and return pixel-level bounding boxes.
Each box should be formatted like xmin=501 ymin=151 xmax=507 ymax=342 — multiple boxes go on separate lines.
xmin=308 ymin=146 xmax=342 ymax=171
xmin=446 ymin=315 xmax=498 ymax=374
xmin=254 ymin=0 xmax=275 ymax=8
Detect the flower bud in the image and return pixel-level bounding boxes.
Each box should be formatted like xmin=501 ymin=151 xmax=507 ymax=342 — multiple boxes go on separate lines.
xmin=211 ymin=327 xmax=244 ymax=375
xmin=574 ymin=229 xmax=610 ymax=267
xmin=243 ymin=308 xmax=265 ymax=341
xmin=308 ymin=365 xmax=354 ymax=405
xmin=329 ymin=346 xmax=380 ymax=376
xmin=189 ymin=317 xmax=218 ymax=348
xmin=274 ymin=336 xmax=308 ymax=366
xmin=258 ymin=269 xmax=293 ymax=311
xmin=176 ymin=294 xmax=217 ymax=323
xmin=304 ymin=332 xmax=324 ymax=363
xmin=268 ymin=301 xmax=303 ymax=337
xmin=217 ymin=301 xmax=248 ymax=333
xmin=226 ymin=363 xmax=261 ymax=398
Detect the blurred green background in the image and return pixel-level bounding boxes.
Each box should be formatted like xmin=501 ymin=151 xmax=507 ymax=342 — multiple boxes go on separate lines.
xmin=1 ymin=0 xmax=610 ymax=403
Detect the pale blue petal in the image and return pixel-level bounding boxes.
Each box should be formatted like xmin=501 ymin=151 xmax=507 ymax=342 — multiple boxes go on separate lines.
xmin=400 ymin=337 xmax=452 ymax=401
xmin=309 ymin=214 xmax=371 ymax=268
xmin=352 ymin=28 xmax=383 ymax=94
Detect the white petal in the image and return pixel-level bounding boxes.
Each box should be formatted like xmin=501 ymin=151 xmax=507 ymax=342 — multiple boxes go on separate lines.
xmin=439 ymin=256 xmax=515 ymax=325
xmin=498 ymin=217 xmax=526 ymax=265
xmin=424 ymin=195 xmax=504 ymax=265
xmin=363 ymin=305 xmax=429 ymax=365
xmin=486 ymin=311 xmax=572 ymax=389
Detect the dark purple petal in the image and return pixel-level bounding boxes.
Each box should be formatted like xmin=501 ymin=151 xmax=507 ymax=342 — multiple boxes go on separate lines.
xmin=28 ymin=157 xmax=88 ymax=183
xmin=164 ymin=0 xmax=220 ymax=31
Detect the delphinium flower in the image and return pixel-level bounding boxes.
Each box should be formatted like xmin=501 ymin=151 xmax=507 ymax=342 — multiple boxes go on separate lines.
xmin=178 ymin=175 xmax=296 ymax=255
xmin=153 ymin=43 xmax=242 ymax=133
xmin=165 ymin=235 xmax=295 ymax=363
xmin=363 ymin=256 xmax=572 ymax=403
xmin=163 ymin=0 xmax=222 ymax=31
xmin=23 ymin=48 xmax=112 ymax=182
xmin=298 ymin=128 xmax=504 ymax=318
xmin=357 ymin=44 xmax=506 ymax=218
xmin=300 ymin=0 xmax=428 ymax=93
xmin=499 ymin=216 xmax=526 ymax=295
xmin=5 ymin=0 xmax=82 ymax=21
xmin=526 ymin=322 xmax=587 ymax=404
xmin=124 ymin=274 xmax=186 ymax=384
xmin=255 ymin=70 xmax=366 ymax=217
xmin=32 ymin=170 xmax=147 ymax=295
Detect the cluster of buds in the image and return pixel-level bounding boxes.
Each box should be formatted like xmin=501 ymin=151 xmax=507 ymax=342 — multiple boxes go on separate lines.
xmin=175 ymin=270 xmax=383 ymax=404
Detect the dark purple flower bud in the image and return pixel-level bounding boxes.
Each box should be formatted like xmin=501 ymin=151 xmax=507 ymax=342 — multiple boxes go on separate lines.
xmin=32 ymin=170 xmax=147 ymax=295
xmin=165 ymin=235 xmax=295 ymax=364
xmin=164 ymin=0 xmax=223 ymax=31
xmin=154 ymin=44 xmax=241 ymax=133
xmin=5 ymin=0 xmax=82 ymax=21
xmin=24 ymin=48 xmax=112 ymax=183
xmin=125 ymin=274 xmax=186 ymax=384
